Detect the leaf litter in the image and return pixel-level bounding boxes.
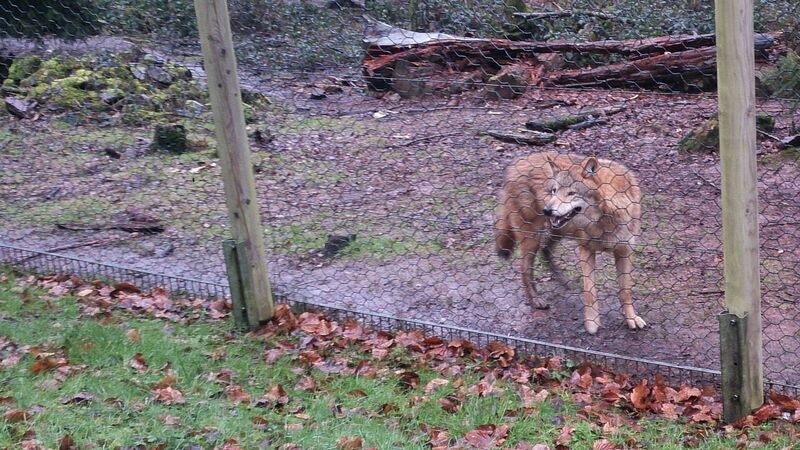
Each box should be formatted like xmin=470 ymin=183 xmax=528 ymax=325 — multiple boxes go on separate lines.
xmin=4 ymin=274 xmax=800 ymax=449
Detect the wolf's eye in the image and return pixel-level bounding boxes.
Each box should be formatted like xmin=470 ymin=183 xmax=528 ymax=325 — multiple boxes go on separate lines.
xmin=568 ymin=191 xmax=576 ymax=196
xmin=550 ymin=187 xmax=556 ymax=194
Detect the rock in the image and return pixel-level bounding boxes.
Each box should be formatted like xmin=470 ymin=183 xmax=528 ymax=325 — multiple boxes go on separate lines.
xmin=756 ymin=112 xmax=775 ymax=132
xmin=322 ymin=234 xmax=357 ymax=258
xmin=5 ymin=55 xmax=42 ymax=85
xmin=310 ymin=88 xmax=327 ymax=100
xmin=249 ymin=125 xmax=274 ymax=145
xmin=5 ymin=96 xmax=37 ymax=118
xmin=129 ymin=63 xmax=148 ymax=81
xmin=151 ymin=123 xmax=189 ymax=154
xmin=143 ymin=52 xmax=167 ymax=65
xmin=678 ymin=116 xmax=719 ymax=153
xmin=679 ymin=112 xmax=776 ymax=153
xmin=146 ymin=66 xmax=173 ymax=86
xmin=240 ymin=87 xmax=270 ymax=106
xmin=184 ymin=99 xmax=205 ymax=117
xmin=166 ymin=64 xmax=192 ymax=81
xmin=155 ymin=242 xmax=175 ymax=258
xmin=100 ymin=88 xmax=125 ymax=104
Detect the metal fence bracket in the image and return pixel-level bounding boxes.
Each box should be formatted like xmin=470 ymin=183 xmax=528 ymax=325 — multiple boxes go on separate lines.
xmin=719 ymin=311 xmax=750 ymax=423
xmin=223 ymin=239 xmax=249 ymax=329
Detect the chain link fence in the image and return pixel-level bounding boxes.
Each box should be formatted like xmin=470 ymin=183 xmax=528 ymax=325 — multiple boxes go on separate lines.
xmin=2 ymin=0 xmax=800 ymax=391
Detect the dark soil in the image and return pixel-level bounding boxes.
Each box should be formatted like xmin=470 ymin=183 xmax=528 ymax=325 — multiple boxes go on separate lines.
xmin=2 ymin=42 xmax=800 ymax=388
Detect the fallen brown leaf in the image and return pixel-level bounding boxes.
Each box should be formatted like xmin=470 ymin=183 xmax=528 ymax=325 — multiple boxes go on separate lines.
xmin=769 ymin=392 xmax=800 ymax=412
xmin=630 ymin=379 xmax=650 ymax=410
xmin=31 ymin=356 xmax=68 ymax=374
xmin=556 ymin=426 xmax=574 ymax=447
xmin=58 ymin=434 xmax=76 ymax=450
xmin=592 ymin=438 xmax=619 ymax=450
xmin=336 ymin=436 xmax=363 ymax=450
xmin=152 ymin=386 xmax=185 ymax=405
xmin=130 ymin=353 xmax=148 ymax=373
xmin=465 ymin=424 xmax=509 ymax=449
xmin=424 ymin=378 xmax=450 ymax=395
xmin=224 ymin=385 xmax=252 ymax=404
xmin=429 ymin=428 xmax=450 ymax=447
xmin=295 ymin=376 xmax=316 ymax=392
xmin=398 ymin=371 xmax=420 ymax=391
xmin=60 ymin=392 xmax=94 ymax=405
xmin=4 ymin=408 xmax=30 ymax=422
xmin=154 ymin=372 xmax=178 ymax=389
xmin=439 ymin=395 xmax=461 ymax=413
xmin=126 ymin=329 xmax=141 ymax=343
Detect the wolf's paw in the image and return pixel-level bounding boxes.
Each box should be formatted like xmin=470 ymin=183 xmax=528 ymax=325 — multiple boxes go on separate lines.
xmin=530 ymin=299 xmax=550 ymax=310
xmin=626 ymin=316 xmax=647 ymax=330
xmin=584 ymin=318 xmax=601 ymax=335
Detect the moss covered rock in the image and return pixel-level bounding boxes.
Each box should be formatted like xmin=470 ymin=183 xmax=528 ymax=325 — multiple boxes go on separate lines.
xmin=679 ymin=112 xmax=777 ymax=153
xmin=4 ymin=55 xmax=42 ymax=86
xmin=3 ymin=52 xmax=270 ymax=128
xmin=152 ymin=123 xmax=189 ymax=153
xmin=3 ymin=54 xmax=210 ymax=125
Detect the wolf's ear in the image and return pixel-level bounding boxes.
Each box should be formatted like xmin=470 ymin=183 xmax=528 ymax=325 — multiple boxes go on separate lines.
xmin=582 ymin=156 xmax=599 ymax=177
xmin=546 ymin=155 xmax=558 ymax=173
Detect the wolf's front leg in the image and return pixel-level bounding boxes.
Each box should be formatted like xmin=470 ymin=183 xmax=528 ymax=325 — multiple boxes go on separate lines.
xmin=520 ymin=234 xmax=549 ymax=309
xmin=577 ymin=245 xmax=600 ymax=334
xmin=614 ymin=245 xmax=646 ymax=330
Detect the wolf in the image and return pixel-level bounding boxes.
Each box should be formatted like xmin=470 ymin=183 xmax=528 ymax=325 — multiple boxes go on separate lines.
xmin=494 ymin=151 xmax=645 ymax=335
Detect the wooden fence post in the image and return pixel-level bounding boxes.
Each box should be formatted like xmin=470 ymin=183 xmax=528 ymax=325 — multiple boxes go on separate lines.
xmin=194 ymin=0 xmax=275 ymax=328
xmin=715 ymin=0 xmax=764 ymax=420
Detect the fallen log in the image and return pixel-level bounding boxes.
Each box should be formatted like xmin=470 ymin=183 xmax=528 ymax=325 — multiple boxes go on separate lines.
xmin=481 ymin=129 xmax=556 ymax=145
xmin=363 ymin=18 xmax=777 ymax=59
xmin=780 ymin=134 xmax=800 ymax=149
xmin=56 ymin=221 xmax=165 ymax=234
xmin=362 ymin=18 xmax=779 ymax=94
xmin=542 ymin=46 xmax=717 ymax=90
xmin=525 ymin=105 xmax=625 ymax=132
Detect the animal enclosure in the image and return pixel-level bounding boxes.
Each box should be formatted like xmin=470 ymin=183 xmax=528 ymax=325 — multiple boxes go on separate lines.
xmin=2 ymin=0 xmax=800 ymax=392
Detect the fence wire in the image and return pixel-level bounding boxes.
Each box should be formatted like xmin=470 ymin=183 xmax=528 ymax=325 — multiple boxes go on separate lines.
xmin=2 ymin=0 xmax=800 ymax=391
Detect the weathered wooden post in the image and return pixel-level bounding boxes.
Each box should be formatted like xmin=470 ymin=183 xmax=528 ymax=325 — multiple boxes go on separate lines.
xmin=194 ymin=0 xmax=275 ymax=328
xmin=715 ymin=0 xmax=763 ymax=422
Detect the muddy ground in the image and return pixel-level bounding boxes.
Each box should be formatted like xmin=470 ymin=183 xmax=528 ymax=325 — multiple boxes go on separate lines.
xmin=2 ymin=41 xmax=800 ymax=388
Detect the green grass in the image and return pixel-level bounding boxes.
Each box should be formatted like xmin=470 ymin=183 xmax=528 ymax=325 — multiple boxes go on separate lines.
xmin=65 ymin=129 xmax=139 ymax=149
xmin=5 ymin=196 xmax=122 ymax=225
xmin=0 ymin=270 xmax=798 ymax=449
xmin=278 ymin=116 xmax=359 ymax=134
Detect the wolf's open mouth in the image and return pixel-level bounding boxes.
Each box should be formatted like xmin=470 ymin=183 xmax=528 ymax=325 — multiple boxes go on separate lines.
xmin=549 ymin=207 xmax=582 ymax=229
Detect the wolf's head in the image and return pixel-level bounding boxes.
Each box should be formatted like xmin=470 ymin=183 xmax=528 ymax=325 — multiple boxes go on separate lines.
xmin=542 ymin=156 xmax=600 ymax=230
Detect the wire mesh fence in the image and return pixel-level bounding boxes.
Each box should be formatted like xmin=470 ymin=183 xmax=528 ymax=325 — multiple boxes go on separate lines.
xmin=2 ymin=0 xmax=800 ymax=392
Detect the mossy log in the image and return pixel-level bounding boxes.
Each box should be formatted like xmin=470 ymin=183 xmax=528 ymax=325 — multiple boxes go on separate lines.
xmin=481 ymin=129 xmax=556 ymax=145
xmin=525 ymin=105 xmax=625 ymax=132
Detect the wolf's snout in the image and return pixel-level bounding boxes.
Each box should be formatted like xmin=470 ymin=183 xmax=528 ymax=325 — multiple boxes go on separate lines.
xmin=543 ymin=206 xmax=554 ymax=216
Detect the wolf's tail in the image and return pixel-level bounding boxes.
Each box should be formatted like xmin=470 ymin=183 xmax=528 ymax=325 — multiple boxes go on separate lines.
xmin=494 ymin=203 xmax=515 ymax=260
